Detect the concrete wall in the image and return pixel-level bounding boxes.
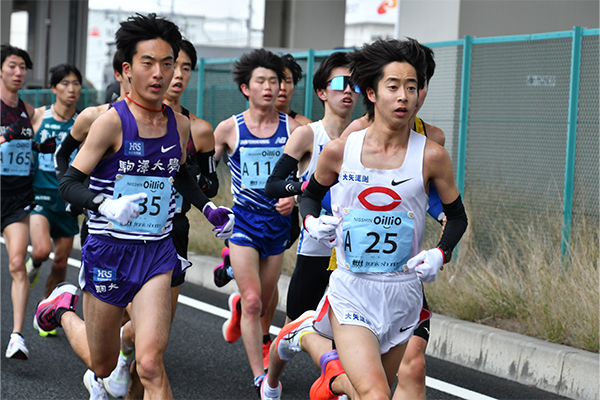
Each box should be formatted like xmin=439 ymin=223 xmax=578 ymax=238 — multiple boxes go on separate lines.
xmin=1 ymin=0 xmax=14 ymax=45
xmin=2 ymin=0 xmax=88 ymax=89
xmin=458 ymin=0 xmax=599 ymax=38
xmin=400 ymin=0 xmax=461 ymax=43
xmin=264 ymin=0 xmax=346 ymax=50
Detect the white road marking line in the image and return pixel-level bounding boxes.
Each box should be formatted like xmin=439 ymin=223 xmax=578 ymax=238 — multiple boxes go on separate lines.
xmin=426 ymin=377 xmax=498 ymax=400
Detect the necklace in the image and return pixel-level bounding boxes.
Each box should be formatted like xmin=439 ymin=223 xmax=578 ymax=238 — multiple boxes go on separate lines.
xmin=126 ymin=93 xmax=165 ymax=113
xmin=1 ymin=94 xmax=18 ymax=107
xmin=52 ymin=104 xmax=74 ymax=121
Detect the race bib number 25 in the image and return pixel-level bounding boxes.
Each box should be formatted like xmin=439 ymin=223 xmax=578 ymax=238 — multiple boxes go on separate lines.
xmin=342 ymin=208 xmax=415 ymax=273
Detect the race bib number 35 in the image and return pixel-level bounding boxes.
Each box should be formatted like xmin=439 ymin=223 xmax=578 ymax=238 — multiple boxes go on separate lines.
xmin=240 ymin=146 xmax=284 ymax=189
xmin=111 ymin=174 xmax=172 ymax=234
xmin=342 ymin=208 xmax=414 ymax=273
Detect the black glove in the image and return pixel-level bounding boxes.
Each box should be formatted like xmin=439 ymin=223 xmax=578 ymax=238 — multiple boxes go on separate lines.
xmin=33 ymin=137 xmax=56 ymax=154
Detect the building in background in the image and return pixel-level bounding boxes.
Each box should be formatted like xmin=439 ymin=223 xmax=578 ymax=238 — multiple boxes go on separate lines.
xmin=87 ymin=8 xmax=264 ymax=89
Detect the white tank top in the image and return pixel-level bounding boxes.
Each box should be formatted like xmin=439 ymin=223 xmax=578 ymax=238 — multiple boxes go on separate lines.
xmin=330 ymin=128 xmax=428 ymax=274
xmin=297 ymin=120 xmax=334 ymax=257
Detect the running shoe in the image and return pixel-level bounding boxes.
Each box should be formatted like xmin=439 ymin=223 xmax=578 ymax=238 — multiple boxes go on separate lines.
xmin=254 ymin=373 xmax=266 ymax=398
xmin=275 ymin=311 xmax=316 ymax=361
xmin=83 ymin=369 xmax=109 ymax=400
xmin=5 ymin=333 xmax=28 ymax=360
xmin=260 ymin=374 xmax=281 ymax=400
xmin=33 ymin=314 xmax=57 ymax=337
xmin=213 ymin=247 xmax=233 ymax=287
xmin=26 ymin=257 xmax=41 ymax=287
xmin=104 ymin=351 xmax=133 ymax=398
xmin=35 ymin=282 xmax=79 ymax=332
xmin=263 ymin=339 xmax=272 ymax=371
xmin=222 ymin=292 xmax=242 ymax=343
xmin=309 ymin=350 xmax=344 ymax=400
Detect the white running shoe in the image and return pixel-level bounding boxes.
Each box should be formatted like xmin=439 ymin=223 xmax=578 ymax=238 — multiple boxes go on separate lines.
xmin=275 ymin=311 xmax=316 ymax=361
xmin=5 ymin=333 xmax=29 ymax=360
xmin=83 ymin=369 xmax=108 ymax=400
xmin=104 ymin=352 xmax=133 ymax=398
xmin=26 ymin=258 xmax=41 ymax=287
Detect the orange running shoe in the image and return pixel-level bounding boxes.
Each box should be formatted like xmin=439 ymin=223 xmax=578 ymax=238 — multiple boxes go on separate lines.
xmin=222 ymin=292 xmax=242 ymax=343
xmin=309 ymin=350 xmax=344 ymax=400
xmin=263 ymin=339 xmax=272 ymax=371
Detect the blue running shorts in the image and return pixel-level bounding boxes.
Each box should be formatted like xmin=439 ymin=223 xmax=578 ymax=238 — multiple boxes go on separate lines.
xmin=228 ymin=205 xmax=291 ymax=258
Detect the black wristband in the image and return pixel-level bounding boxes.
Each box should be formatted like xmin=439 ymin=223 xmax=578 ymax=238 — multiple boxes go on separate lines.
xmin=436 ymin=194 xmax=468 ymax=263
xmin=299 ymin=174 xmax=330 ymax=220
xmin=265 ymin=153 xmax=302 ymax=198
xmin=55 ymin=133 xmax=82 ymax=183
xmin=195 ymin=150 xmax=219 ymax=198
xmin=59 ymin=166 xmax=101 ymax=212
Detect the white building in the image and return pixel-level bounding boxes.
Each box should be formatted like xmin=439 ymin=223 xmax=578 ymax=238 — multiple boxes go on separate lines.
xmin=86 ymin=8 xmax=263 ymax=90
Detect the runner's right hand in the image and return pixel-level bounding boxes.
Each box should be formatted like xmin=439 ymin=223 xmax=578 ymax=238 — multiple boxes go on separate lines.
xmin=99 ymin=193 xmax=147 ymax=225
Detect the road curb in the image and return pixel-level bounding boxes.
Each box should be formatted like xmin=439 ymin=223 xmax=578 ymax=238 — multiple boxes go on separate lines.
xmin=186 ymin=252 xmax=598 ymax=400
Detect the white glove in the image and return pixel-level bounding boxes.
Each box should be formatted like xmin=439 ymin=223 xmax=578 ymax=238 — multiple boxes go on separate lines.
xmin=303 ymin=215 xmax=342 ymax=248
xmin=407 ymin=248 xmax=444 ymax=283
xmin=99 ymin=193 xmax=147 ymax=225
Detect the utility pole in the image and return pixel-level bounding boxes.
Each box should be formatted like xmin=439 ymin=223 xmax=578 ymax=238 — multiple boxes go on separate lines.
xmin=247 ymin=0 xmax=252 ymax=47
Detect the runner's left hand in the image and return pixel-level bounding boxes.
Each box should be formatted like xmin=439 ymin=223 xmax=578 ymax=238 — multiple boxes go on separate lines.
xmin=203 ymin=202 xmax=235 ymax=240
xmin=407 ymin=248 xmax=444 ymax=283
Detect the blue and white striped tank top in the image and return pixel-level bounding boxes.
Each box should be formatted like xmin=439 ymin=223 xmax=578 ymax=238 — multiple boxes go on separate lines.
xmin=228 ymin=111 xmax=290 ymax=213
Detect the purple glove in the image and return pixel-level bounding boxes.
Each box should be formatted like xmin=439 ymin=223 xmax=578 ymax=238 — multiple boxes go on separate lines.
xmin=202 ymin=202 xmax=235 ymax=240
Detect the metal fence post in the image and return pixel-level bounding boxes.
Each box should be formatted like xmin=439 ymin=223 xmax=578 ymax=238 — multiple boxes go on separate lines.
xmin=561 ymin=26 xmax=583 ymax=266
xmin=456 ymin=36 xmax=472 ymax=196
xmin=197 ymin=58 xmax=206 ymax=119
xmin=304 ymin=49 xmax=315 ymax=120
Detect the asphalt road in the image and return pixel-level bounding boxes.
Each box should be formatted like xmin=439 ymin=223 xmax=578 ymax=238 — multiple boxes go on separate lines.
xmin=1 ymin=242 xmax=569 ymax=399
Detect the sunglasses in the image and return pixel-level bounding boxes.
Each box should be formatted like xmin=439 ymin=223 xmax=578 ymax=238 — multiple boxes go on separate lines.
xmin=327 ymin=75 xmax=360 ymax=93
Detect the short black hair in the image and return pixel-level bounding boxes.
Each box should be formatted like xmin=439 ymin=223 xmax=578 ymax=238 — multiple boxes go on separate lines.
xmin=421 ymin=44 xmax=436 ymax=83
xmin=1 ymin=43 xmax=33 ymax=69
xmin=232 ymin=48 xmax=284 ymax=99
xmin=112 ymin=50 xmax=125 ymax=74
xmin=280 ymin=53 xmax=302 ymax=85
xmin=115 ymin=13 xmax=181 ymax=66
xmin=313 ymin=51 xmax=351 ymax=105
xmin=179 ymin=39 xmax=197 ymax=71
xmin=349 ymin=38 xmax=427 ymax=117
xmin=49 ymin=64 xmax=82 ymax=88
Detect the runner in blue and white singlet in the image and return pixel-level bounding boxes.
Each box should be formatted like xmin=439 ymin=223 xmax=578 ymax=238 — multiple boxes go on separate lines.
xmin=229 ymin=110 xmax=291 ymax=213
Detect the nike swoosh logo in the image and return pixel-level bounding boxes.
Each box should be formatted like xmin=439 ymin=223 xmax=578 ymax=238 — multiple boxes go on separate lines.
xmin=399 ymin=325 xmax=414 ymax=333
xmin=391 ymin=178 xmax=412 ymax=186
xmin=161 ymin=144 xmax=176 ymax=153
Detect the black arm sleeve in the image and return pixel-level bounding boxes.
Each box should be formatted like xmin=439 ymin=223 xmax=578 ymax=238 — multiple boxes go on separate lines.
xmin=436 ymin=194 xmax=468 ymax=262
xmin=265 ymin=153 xmax=302 ymax=198
xmin=59 ymin=166 xmax=101 ymax=212
xmin=174 ymin=164 xmax=210 ymax=212
xmin=195 ymin=150 xmax=219 ymax=198
xmin=54 ymin=133 xmax=82 ymax=183
xmin=299 ymin=174 xmax=331 ymax=220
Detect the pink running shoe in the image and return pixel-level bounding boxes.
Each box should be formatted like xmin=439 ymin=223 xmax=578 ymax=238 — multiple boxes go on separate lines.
xmin=35 ymin=283 xmax=79 ymax=332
